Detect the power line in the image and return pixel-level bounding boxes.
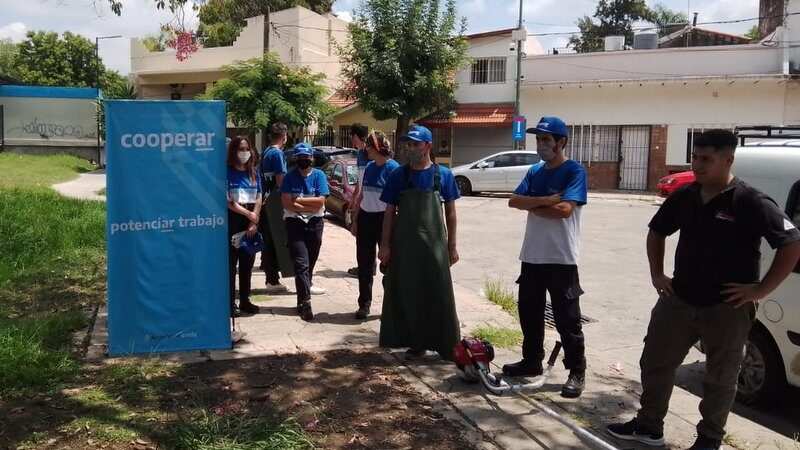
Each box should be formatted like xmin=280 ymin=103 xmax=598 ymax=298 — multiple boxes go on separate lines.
xmin=526 ymin=11 xmax=800 ymax=37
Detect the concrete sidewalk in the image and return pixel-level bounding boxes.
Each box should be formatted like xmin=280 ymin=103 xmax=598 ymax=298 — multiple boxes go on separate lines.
xmin=87 ymin=220 xmax=796 ymax=450
xmin=52 ymin=169 xmax=106 ymax=201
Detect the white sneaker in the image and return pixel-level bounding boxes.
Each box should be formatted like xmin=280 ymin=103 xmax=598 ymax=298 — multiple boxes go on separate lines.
xmin=264 ymin=282 xmax=288 ymax=294
xmin=309 ymin=286 xmax=327 ymax=295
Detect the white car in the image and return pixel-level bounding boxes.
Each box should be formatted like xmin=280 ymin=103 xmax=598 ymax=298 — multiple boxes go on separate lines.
xmin=699 ymin=136 xmax=800 ymax=405
xmin=451 ymin=151 xmax=540 ymax=195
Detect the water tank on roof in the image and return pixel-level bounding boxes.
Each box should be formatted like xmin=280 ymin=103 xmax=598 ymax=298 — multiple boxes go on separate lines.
xmin=633 ymin=31 xmax=659 ymax=49
xmin=604 ymin=36 xmax=625 ymax=51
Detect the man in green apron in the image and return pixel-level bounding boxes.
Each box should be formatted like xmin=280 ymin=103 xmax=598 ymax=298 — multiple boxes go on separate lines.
xmin=259 ymin=123 xmax=295 ymax=289
xmin=378 ymin=125 xmax=461 ymax=360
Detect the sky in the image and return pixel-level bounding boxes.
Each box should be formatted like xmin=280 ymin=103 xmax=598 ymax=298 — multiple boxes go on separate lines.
xmin=0 ymin=0 xmax=759 ymax=75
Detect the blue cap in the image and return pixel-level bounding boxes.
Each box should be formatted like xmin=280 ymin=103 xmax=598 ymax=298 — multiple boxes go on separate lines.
xmin=400 ymin=125 xmax=433 ymax=143
xmin=527 ymin=116 xmax=569 ymax=137
xmin=293 ymin=142 xmax=313 ymax=157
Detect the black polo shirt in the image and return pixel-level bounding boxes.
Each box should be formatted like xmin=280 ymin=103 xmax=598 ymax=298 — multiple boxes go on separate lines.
xmin=649 ymin=178 xmax=800 ymax=306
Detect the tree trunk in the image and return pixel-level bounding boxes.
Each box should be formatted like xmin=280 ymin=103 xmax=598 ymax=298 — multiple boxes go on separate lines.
xmin=394 ymin=114 xmax=411 ymax=164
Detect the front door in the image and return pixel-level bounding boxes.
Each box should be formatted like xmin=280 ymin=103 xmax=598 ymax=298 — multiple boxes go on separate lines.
xmin=619 ymin=126 xmax=650 ymax=191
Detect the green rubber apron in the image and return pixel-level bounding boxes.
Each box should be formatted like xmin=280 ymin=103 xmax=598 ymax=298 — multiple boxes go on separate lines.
xmin=264 ymin=189 xmax=295 ymax=278
xmin=379 ymin=164 xmax=460 ymax=360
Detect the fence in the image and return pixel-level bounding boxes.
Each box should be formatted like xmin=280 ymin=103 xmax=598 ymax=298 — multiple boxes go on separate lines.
xmin=302 ymin=130 xmax=398 ymax=151
xmin=563 ymin=124 xmax=651 ymax=191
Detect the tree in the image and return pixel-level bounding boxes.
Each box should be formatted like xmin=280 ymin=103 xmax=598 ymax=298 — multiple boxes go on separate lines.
xmin=744 ymin=25 xmax=761 ymax=42
xmin=339 ymin=0 xmax=468 ymax=145
xmin=197 ymin=0 xmax=335 ymax=48
xmin=646 ymin=3 xmax=688 ymax=37
xmin=0 ymin=38 xmax=19 ymax=80
xmin=569 ymin=0 xmax=657 ymax=52
xmin=141 ymin=30 xmax=171 ymax=52
xmin=200 ymin=53 xmax=332 ymax=137
xmin=13 ymin=31 xmax=103 ymax=87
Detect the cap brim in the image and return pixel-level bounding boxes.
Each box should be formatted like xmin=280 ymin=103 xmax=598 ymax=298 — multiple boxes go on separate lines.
xmin=526 ymin=127 xmax=553 ymax=135
xmin=399 ymin=135 xmax=426 ymax=142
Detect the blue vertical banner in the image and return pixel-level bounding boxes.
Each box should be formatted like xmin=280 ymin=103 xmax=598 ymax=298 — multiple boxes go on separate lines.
xmin=106 ymin=100 xmax=231 ymax=355
xmin=512 ymin=116 xmax=527 ymax=141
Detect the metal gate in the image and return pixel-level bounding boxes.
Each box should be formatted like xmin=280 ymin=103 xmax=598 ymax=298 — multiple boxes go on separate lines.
xmin=618 ymin=126 xmax=650 ymax=190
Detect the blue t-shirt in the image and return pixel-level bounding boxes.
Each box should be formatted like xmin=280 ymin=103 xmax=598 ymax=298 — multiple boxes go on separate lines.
xmin=513 ymin=160 xmax=587 ymax=205
xmin=280 ymin=168 xmax=330 ymax=219
xmin=260 ymin=146 xmax=287 ymax=193
xmin=227 ymin=167 xmax=262 ymax=204
xmin=380 ymin=164 xmax=460 ymax=206
xmin=361 ymin=159 xmax=400 ymax=212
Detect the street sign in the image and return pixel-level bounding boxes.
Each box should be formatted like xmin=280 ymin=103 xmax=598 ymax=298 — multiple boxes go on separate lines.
xmin=512 ymin=116 xmax=526 ymax=141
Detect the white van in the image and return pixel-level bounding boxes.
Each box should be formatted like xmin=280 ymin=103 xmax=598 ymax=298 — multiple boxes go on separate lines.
xmin=723 ymin=134 xmax=800 ymax=404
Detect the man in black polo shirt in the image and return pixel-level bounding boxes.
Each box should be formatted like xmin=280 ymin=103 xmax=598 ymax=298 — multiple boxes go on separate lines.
xmin=607 ymin=129 xmax=800 ymax=450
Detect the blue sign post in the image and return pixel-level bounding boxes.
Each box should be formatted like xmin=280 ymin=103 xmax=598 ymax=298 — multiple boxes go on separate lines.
xmin=106 ymin=100 xmax=231 ymax=355
xmin=512 ymin=116 xmax=526 ymax=141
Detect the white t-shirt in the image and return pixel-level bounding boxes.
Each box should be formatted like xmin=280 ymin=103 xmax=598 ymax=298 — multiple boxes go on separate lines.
xmin=519 ymin=207 xmax=583 ymax=265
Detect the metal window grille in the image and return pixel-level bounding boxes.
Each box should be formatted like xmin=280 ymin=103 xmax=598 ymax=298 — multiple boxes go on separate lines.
xmin=564 ymin=125 xmax=621 ymax=163
xmin=471 ymin=57 xmax=506 ymax=84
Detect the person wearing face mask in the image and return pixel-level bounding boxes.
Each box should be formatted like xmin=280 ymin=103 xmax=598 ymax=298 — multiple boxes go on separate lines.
xmin=377 ymin=125 xmax=461 ymax=361
xmin=353 ymin=131 xmax=399 ymax=320
xmin=281 ymin=143 xmax=330 ymax=321
xmin=504 ymin=116 xmax=589 ymax=399
xmin=226 ymin=136 xmax=262 ymax=317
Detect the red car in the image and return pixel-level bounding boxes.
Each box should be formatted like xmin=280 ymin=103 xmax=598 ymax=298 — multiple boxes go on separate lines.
xmin=322 ymin=158 xmax=359 ymax=227
xmin=657 ymin=171 xmax=695 ymax=197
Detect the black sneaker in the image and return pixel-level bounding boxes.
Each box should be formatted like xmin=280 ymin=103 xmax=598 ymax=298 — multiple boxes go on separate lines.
xmin=607 ymin=418 xmax=665 ymax=447
xmin=298 ymin=302 xmax=314 ymax=321
xmin=561 ymin=370 xmax=585 ymax=398
xmin=239 ymin=301 xmax=260 ymax=315
xmin=502 ymin=360 xmax=543 ymax=377
xmin=687 ymin=434 xmax=721 ymax=450
xmin=347 ymin=266 xmax=359 ymax=277
xmin=355 ymin=305 xmax=370 ymax=320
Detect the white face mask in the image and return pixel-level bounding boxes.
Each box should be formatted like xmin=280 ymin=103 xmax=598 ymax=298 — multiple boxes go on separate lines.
xmin=237 ymin=151 xmax=251 ymax=164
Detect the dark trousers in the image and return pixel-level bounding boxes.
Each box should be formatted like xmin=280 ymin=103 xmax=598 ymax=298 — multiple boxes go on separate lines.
xmin=286 ymin=217 xmax=324 ymax=304
xmin=356 ymin=210 xmax=384 ymax=307
xmin=637 ymin=295 xmax=755 ymax=440
xmin=517 ymin=263 xmax=586 ymax=371
xmin=229 ymin=208 xmax=256 ymax=314
xmin=258 ymin=208 xmax=280 ymax=285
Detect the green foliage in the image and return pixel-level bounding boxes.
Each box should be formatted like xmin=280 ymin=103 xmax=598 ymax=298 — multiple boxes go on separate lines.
xmin=471 ymin=326 xmax=523 ymax=349
xmin=13 ymin=31 xmax=103 ymax=87
xmin=647 ymin=3 xmax=688 ymax=37
xmin=744 ymin=25 xmax=761 ymax=42
xmin=141 ymin=30 xmax=171 ymax=52
xmin=197 ymin=0 xmax=334 ymax=48
xmin=169 ymin=414 xmax=314 ymax=450
xmin=201 ymin=53 xmax=332 ymax=131
xmin=339 ymin=0 xmax=468 ymax=137
xmin=484 ymin=278 xmax=518 ymax=318
xmin=0 ymin=38 xmax=19 ymax=80
xmin=569 ymin=0 xmax=685 ymax=52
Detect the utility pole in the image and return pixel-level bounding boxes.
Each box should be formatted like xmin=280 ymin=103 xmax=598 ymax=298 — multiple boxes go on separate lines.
xmin=513 ymin=0 xmax=523 ymax=150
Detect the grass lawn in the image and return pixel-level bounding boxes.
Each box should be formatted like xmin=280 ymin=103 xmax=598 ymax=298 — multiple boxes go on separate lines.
xmin=0 ymin=153 xmax=479 ymax=450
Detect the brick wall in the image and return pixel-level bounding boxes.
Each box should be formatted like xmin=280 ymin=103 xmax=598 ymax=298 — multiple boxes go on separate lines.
xmin=583 ymin=162 xmax=619 ymax=190
xmin=647 ymin=125 xmax=668 ymax=191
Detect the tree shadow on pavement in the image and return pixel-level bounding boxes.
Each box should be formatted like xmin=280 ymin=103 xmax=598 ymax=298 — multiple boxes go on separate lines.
xmin=676 ymin=361 xmax=800 ymax=440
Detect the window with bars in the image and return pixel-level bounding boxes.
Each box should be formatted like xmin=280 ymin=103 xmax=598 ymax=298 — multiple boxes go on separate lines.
xmin=470 ymin=57 xmax=506 ymax=84
xmin=562 ymin=125 xmax=620 ymax=163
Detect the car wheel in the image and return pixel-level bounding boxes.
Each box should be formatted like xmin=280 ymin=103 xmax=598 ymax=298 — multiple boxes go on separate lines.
xmin=344 ymin=207 xmax=354 ymax=229
xmin=456 ymin=176 xmax=472 ymax=196
xmin=736 ymin=327 xmax=786 ymax=405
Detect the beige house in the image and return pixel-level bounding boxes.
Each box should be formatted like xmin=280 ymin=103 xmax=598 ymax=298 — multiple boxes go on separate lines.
xmin=130 ymin=6 xmax=349 ymax=141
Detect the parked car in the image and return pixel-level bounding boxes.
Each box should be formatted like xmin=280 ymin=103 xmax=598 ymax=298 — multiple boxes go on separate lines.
xmin=656 ymin=170 xmax=696 ymax=197
xmin=451 ymin=151 xmax=540 ymax=195
xmin=321 ymin=158 xmax=359 ymax=227
xmin=284 ymin=145 xmax=357 ymax=169
xmin=694 ymin=138 xmax=800 ymax=405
